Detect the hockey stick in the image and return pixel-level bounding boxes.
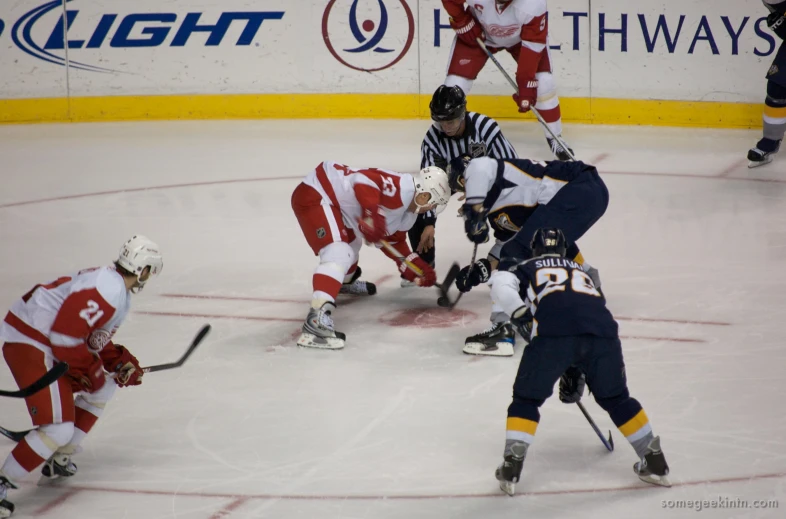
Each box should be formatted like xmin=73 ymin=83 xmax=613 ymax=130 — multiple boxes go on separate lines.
xmin=380 ymin=241 xmax=462 ymax=308
xmin=476 ymin=38 xmax=576 ymax=162
xmin=576 ymin=401 xmax=614 ymax=452
xmin=0 ymin=362 xmax=68 ymax=399
xmin=0 ymin=325 xmax=210 ymax=443
xmin=437 ymin=243 xmax=478 ymax=308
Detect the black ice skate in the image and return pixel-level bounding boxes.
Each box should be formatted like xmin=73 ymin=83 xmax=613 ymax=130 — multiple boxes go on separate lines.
xmin=633 ymin=436 xmax=671 ymax=487
xmin=463 ymin=322 xmax=515 ymax=357
xmin=41 ymin=453 xmax=77 ymax=480
xmin=297 ymin=302 xmax=346 ymax=350
xmin=547 ymin=136 xmax=574 ymax=161
xmin=0 ymin=474 xmax=17 ymax=519
xmin=496 ymin=441 xmax=528 ymax=496
xmin=748 ymin=138 xmax=780 ymax=168
xmin=339 ymin=268 xmax=377 ymax=296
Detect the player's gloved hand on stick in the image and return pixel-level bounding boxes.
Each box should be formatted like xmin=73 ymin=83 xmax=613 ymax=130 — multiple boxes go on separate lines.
xmin=510 ymin=304 xmax=533 ymax=341
xmin=768 ymin=11 xmax=786 ymax=40
xmin=559 ymin=367 xmax=586 ymax=404
xmin=399 ymin=253 xmax=437 ymax=287
xmin=463 ymin=204 xmax=489 ymax=244
xmin=69 ymin=356 xmax=106 ymax=393
xmin=357 ymin=207 xmax=387 ymax=243
xmin=512 ymin=78 xmax=538 ymax=113
xmin=456 ymin=258 xmax=492 ymax=293
xmin=101 ymin=345 xmax=143 ymax=387
xmin=449 ymin=12 xmax=484 ymax=47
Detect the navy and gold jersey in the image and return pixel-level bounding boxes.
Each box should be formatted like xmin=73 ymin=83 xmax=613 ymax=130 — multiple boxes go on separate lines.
xmin=514 ymin=256 xmax=618 ymax=338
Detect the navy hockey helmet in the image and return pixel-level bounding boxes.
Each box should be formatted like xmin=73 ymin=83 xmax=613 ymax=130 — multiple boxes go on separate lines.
xmin=447 ymin=155 xmax=470 ymax=194
xmin=430 ymin=85 xmax=467 ymax=122
xmin=531 ymin=228 xmax=568 ymax=257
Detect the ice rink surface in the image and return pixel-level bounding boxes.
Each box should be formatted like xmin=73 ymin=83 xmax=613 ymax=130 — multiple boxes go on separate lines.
xmin=0 ymin=119 xmax=785 ymax=518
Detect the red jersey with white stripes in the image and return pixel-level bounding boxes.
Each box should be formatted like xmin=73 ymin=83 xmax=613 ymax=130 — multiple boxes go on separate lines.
xmin=303 ymin=161 xmax=418 ymax=237
xmin=444 ymin=0 xmax=548 ymax=50
xmin=0 ymin=266 xmax=131 ymax=370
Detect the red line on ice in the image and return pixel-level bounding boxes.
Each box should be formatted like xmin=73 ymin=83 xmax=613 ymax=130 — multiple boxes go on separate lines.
xmin=716 ymin=157 xmax=749 ymax=178
xmin=615 ymin=316 xmax=730 ymax=326
xmin=621 ymin=335 xmax=704 ymax=343
xmin=136 ymin=311 xmax=302 ymax=322
xmin=209 ymin=496 xmax=250 ymax=519
xmin=33 ymin=488 xmax=81 ymax=516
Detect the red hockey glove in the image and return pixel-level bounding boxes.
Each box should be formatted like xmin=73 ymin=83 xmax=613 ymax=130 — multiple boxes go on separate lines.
xmin=68 ymin=356 xmax=106 ymax=393
xmin=449 ymin=12 xmax=484 ymax=47
xmin=357 ymin=207 xmax=387 ymax=243
xmin=399 ymin=253 xmax=437 ymax=287
xmin=512 ymin=79 xmax=538 ymax=113
xmin=100 ymin=344 xmax=143 ymax=387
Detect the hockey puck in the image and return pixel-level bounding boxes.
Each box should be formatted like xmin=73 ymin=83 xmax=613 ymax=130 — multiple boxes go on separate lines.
xmin=437 ymin=296 xmax=450 ymax=308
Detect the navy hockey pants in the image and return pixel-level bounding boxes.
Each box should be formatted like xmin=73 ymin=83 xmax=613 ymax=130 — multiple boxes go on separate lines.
xmin=500 ymin=166 xmax=609 ymax=261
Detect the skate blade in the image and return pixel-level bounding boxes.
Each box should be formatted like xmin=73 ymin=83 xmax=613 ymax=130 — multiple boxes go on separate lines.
xmin=638 ymin=473 xmax=672 ymax=487
xmin=463 ymin=341 xmax=514 ymax=357
xmin=748 ymin=156 xmax=774 ymax=168
xmin=296 ymin=332 xmax=345 ymax=350
xmin=498 ymin=480 xmax=516 ymax=496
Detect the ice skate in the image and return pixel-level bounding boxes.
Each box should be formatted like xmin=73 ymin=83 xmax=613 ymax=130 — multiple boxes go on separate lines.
xmin=297 ymin=302 xmax=346 ymax=350
xmin=547 ymin=136 xmax=574 ymax=161
xmin=633 ymin=436 xmax=671 ymax=487
xmin=41 ymin=452 xmax=78 ymax=481
xmin=463 ymin=322 xmax=515 ymax=356
xmin=339 ymin=268 xmax=376 ymax=296
xmin=748 ymin=138 xmax=780 ymax=168
xmin=495 ymin=441 xmax=528 ymax=496
xmin=0 ymin=473 xmax=17 ymax=518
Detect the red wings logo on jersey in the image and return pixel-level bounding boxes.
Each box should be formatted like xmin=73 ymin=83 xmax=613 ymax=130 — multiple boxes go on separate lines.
xmin=486 ymin=24 xmax=520 ymax=38
xmin=474 ymin=3 xmax=484 ymax=12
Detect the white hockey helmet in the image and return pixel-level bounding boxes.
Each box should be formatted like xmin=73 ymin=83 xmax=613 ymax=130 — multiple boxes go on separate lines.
xmin=414 ymin=166 xmax=451 ymax=213
xmin=116 ymin=235 xmax=163 ymax=292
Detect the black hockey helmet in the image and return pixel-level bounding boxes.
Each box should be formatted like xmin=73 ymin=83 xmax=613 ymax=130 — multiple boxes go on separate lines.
xmin=430 ymin=85 xmax=467 ymax=122
xmin=531 ymin=228 xmax=568 ymax=257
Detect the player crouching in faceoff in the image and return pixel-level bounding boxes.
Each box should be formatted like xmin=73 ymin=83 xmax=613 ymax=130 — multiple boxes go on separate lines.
xmin=291 ymin=162 xmax=451 ymax=350
xmin=0 ymin=236 xmax=162 ymax=518
xmin=490 ymin=228 xmax=670 ymax=495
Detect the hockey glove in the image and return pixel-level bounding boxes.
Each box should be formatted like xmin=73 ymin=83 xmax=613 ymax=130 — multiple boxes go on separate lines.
xmin=101 ymin=344 xmax=143 ymax=387
xmin=456 ymin=259 xmax=492 ymax=293
xmin=512 ymin=79 xmax=538 ymax=113
xmin=559 ymin=367 xmax=586 ymax=404
xmin=68 ymin=356 xmax=106 ymax=393
xmin=447 ymin=155 xmax=471 ymax=194
xmin=449 ymin=12 xmax=484 ymax=47
xmin=510 ymin=304 xmax=532 ymax=343
xmin=463 ymin=204 xmax=489 ymax=244
xmin=357 ymin=207 xmax=387 ymax=244
xmin=768 ymin=11 xmax=786 ymax=40
xmin=399 ymin=253 xmax=437 ymax=287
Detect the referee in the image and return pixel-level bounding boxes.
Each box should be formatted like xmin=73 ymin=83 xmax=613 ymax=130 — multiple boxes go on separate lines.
xmin=406 ymin=85 xmax=518 ymax=284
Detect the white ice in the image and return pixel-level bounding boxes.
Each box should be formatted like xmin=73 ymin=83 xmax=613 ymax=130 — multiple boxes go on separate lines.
xmin=0 ymin=119 xmax=785 ymax=519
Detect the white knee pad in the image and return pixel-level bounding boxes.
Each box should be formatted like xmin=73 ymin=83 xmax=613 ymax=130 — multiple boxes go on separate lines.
xmin=535 ymin=72 xmax=559 ymax=110
xmin=318 ymin=241 xmax=356 ymax=272
xmin=445 ymin=75 xmax=474 ymax=95
xmin=77 ymin=377 xmax=117 ymax=415
xmin=38 ymin=422 xmax=75 ymax=449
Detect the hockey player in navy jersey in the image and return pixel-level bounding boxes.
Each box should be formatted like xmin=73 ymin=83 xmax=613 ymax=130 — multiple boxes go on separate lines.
xmin=449 ymin=155 xmax=606 ymax=356
xmin=405 ymin=85 xmax=518 ymax=286
xmin=748 ymin=0 xmax=786 ymax=167
xmin=490 ymin=228 xmax=670 ymax=495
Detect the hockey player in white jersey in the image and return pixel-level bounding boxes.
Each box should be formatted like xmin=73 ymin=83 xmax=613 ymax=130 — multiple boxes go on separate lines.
xmin=291 ymin=162 xmax=451 ymax=350
xmin=748 ymin=0 xmax=786 ymax=167
xmin=0 ymin=236 xmax=162 ymax=518
xmin=450 ymin=156 xmax=607 ymax=356
xmin=441 ymin=0 xmax=573 ymax=160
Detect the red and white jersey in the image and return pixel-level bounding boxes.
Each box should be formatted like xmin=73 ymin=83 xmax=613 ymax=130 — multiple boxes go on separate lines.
xmin=303 ymin=161 xmax=418 ymax=238
xmin=467 ymin=0 xmax=548 ymax=51
xmin=0 ymin=266 xmax=130 ymax=369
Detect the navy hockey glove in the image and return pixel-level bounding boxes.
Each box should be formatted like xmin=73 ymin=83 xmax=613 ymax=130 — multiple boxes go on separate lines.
xmin=559 ymin=367 xmax=586 ymax=404
xmin=510 ymin=305 xmax=532 ymax=343
xmin=463 ymin=204 xmax=489 ymax=244
xmin=455 ymin=259 xmax=492 ymax=293
xmin=447 ymin=155 xmax=471 ymax=194
xmin=769 ymin=11 xmax=786 ymax=40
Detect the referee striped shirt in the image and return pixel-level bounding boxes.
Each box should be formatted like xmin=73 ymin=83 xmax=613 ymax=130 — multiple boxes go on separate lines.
xmin=418 ymin=112 xmax=518 ymax=225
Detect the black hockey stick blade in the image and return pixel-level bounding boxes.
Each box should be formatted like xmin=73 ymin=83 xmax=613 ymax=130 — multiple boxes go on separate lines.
xmin=0 ymin=426 xmax=29 ymax=442
xmin=0 ymin=361 xmax=68 ymax=398
xmin=435 ymin=263 xmax=462 ymax=309
xmin=142 ymin=324 xmax=211 ymax=373
xmin=577 ymin=401 xmax=614 ymax=451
